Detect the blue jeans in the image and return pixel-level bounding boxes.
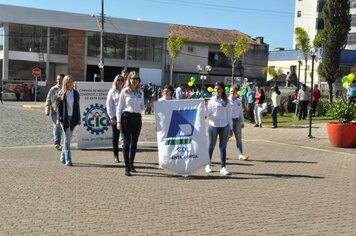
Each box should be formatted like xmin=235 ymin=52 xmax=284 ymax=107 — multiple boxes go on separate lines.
xmin=232 ymin=118 xmax=243 ymax=155
xmin=51 ymin=112 xmax=62 ymax=145
xmin=60 ymin=116 xmax=72 ymax=164
xmin=271 ymin=106 xmax=279 ymax=127
xmin=208 ymin=124 xmax=229 ymax=168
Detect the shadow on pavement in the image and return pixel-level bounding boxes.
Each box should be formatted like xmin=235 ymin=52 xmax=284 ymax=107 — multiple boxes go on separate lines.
xmin=73 ymin=163 xmax=121 ymax=168
xmin=239 ymin=172 xmax=324 ymax=179
xmin=252 ymin=160 xmax=318 ymax=164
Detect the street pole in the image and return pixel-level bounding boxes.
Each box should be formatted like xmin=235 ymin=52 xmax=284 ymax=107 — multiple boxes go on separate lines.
xmin=99 ymin=0 xmax=104 ymax=82
xmin=297 ymin=57 xmax=302 ymax=87
xmin=308 ymin=53 xmax=316 ymax=138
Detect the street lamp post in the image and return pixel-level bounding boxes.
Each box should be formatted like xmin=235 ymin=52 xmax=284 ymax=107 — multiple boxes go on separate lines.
xmin=308 ymin=51 xmax=316 ymax=138
xmin=196 ymin=65 xmax=211 ymax=88
xmin=297 ymin=56 xmax=302 ymax=87
xmin=99 ymin=0 xmax=104 ymax=82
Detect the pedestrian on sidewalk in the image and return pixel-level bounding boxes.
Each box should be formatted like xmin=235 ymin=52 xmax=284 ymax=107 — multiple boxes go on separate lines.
xmin=45 ymin=74 xmax=64 ymax=150
xmin=228 ymin=85 xmax=248 ymax=161
xmin=206 ymin=81 xmax=233 ymax=176
xmin=297 ymin=84 xmax=310 ymax=120
xmin=246 ymin=83 xmax=256 ymax=123
xmin=0 ymin=87 xmax=3 ymax=104
xmin=311 ymin=84 xmax=321 ymax=116
xmin=116 ymin=71 xmax=144 ymax=176
xmin=106 ymin=74 xmax=124 ymax=163
xmin=271 ymin=86 xmax=281 ymax=128
xmin=253 ymin=85 xmax=266 ymax=128
xmin=57 ymin=75 xmax=81 ymax=166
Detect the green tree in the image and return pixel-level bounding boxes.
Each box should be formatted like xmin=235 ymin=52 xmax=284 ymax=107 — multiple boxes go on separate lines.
xmin=319 ymin=0 xmax=351 ymax=102
xmin=167 ymin=33 xmax=187 ymax=85
xmin=220 ymin=35 xmax=249 ymax=84
xmin=294 ymin=27 xmax=311 ymax=84
xmin=262 ymin=67 xmax=283 ymax=86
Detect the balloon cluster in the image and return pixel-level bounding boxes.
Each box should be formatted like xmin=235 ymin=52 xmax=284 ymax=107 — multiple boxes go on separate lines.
xmin=341 ymin=73 xmax=354 ymax=89
xmin=188 ymin=76 xmax=196 ymax=87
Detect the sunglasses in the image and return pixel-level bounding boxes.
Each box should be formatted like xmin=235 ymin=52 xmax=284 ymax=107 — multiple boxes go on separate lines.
xmin=131 ymin=77 xmax=140 ymax=80
xmin=117 ymin=79 xmax=124 ymax=82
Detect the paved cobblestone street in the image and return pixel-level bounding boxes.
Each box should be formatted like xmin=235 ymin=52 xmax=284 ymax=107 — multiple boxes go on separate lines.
xmin=0 ymin=101 xmax=355 ymax=235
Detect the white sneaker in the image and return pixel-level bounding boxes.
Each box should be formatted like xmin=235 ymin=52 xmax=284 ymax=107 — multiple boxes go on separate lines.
xmin=239 ymin=154 xmax=248 ymax=161
xmin=220 ymin=167 xmax=231 ymax=176
xmin=205 ymin=164 xmax=212 ymax=173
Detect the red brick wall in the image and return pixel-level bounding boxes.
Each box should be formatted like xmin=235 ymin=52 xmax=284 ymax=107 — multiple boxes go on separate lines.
xmin=68 ymin=29 xmax=85 ymax=81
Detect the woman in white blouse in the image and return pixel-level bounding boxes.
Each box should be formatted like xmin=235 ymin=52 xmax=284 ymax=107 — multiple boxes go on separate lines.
xmin=106 ymin=75 xmax=124 ymax=163
xmin=229 ymin=85 xmax=248 ymax=161
xmin=206 ymin=81 xmax=233 ymax=176
xmin=116 ymin=71 xmax=145 ymax=176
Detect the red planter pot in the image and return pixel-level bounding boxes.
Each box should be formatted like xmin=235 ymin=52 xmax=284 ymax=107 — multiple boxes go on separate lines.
xmin=326 ymin=122 xmax=356 ymax=148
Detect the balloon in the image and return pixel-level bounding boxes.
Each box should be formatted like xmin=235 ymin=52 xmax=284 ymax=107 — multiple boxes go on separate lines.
xmin=348 ymin=76 xmax=354 ymax=83
xmin=237 ymin=91 xmax=242 ymax=96
xmin=343 ymin=81 xmax=349 ymax=89
xmin=341 ymin=76 xmax=348 ymax=83
xmin=188 ymin=81 xmax=193 ymax=87
xmin=207 ymin=87 xmax=213 ymax=93
xmin=212 ymin=92 xmax=216 ymax=96
xmin=293 ymin=99 xmax=298 ymax=105
xmin=190 ymin=76 xmax=196 ymax=83
xmin=348 ymin=73 xmax=354 ymax=81
xmin=241 ymin=89 xmax=247 ymax=96
xmin=225 ymin=87 xmax=230 ymax=93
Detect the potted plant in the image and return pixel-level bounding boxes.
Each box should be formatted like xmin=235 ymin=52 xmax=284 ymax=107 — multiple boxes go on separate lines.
xmin=326 ymin=97 xmax=356 ymax=148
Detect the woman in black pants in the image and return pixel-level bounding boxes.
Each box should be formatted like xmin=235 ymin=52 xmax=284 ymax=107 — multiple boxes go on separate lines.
xmin=116 ymin=71 xmax=144 ymax=176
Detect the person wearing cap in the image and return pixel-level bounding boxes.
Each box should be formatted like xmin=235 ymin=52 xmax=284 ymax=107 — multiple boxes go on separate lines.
xmin=271 ymin=86 xmax=281 ymax=128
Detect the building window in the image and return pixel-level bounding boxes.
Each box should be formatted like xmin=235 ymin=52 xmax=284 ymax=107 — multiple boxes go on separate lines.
xmin=297 ymin=11 xmax=302 ymax=17
xmin=316 ymin=18 xmax=324 ymax=30
xmin=348 ymin=33 xmax=356 ymax=45
xmin=208 ymin=52 xmax=230 ymax=68
xmin=351 ymin=0 xmax=356 ymax=8
xmin=87 ymin=32 xmax=126 ymax=59
xmin=187 ymin=46 xmax=194 ymax=53
xmin=8 ymin=23 xmax=47 ymax=53
xmin=351 ymin=15 xmax=356 ymax=27
xmin=50 ymin=28 xmax=68 ymax=55
xmin=128 ymin=35 xmax=162 ymax=62
xmin=290 ymin=65 xmax=297 ymax=73
xmin=317 ymin=0 xmax=326 ymax=12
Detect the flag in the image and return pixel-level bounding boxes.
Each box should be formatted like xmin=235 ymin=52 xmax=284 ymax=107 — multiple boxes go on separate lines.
xmin=154 ymin=99 xmax=210 ymax=175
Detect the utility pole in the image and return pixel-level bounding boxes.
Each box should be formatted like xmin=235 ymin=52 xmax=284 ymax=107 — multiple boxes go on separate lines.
xmin=99 ymin=0 xmax=105 ymax=82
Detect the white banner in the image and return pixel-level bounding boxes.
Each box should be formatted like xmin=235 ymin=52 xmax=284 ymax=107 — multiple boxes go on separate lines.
xmin=76 ymin=82 xmax=112 ymax=149
xmin=154 ymin=99 xmax=210 ymax=175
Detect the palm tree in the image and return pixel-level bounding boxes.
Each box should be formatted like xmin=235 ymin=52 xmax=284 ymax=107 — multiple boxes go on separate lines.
xmin=220 ymin=35 xmax=249 ymax=85
xmin=167 ymin=33 xmax=187 ymax=85
xmin=294 ymin=27 xmax=311 ymax=84
xmin=262 ymin=67 xmax=283 ymax=86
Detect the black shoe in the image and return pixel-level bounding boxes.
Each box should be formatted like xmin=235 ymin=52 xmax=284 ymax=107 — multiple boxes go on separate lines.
xmin=125 ymin=170 xmax=132 ymax=176
xmin=130 ymin=166 xmax=137 ymax=173
xmin=259 ymin=124 xmax=262 ymax=128
xmin=114 ymin=156 xmax=119 ymax=163
xmin=254 ymin=124 xmax=259 ymax=127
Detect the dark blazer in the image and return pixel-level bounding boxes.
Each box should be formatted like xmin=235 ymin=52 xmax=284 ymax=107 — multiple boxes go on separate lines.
xmin=57 ymin=90 xmax=81 ymax=131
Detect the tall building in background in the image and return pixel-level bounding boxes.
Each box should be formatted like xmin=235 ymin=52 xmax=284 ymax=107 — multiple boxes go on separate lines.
xmin=293 ymin=0 xmax=356 ymax=49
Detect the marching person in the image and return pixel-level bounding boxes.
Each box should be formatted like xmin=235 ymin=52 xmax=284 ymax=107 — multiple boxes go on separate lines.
xmin=311 ymin=84 xmax=321 ymax=116
xmin=206 ymin=81 xmax=233 ymax=176
xmin=57 ymin=75 xmax=81 ymax=166
xmin=106 ymin=74 xmax=125 ymax=163
xmin=229 ymin=85 xmax=248 ymax=161
xmin=45 ymin=74 xmax=64 ymax=150
xmin=246 ymin=83 xmax=256 ymax=123
xmin=116 ymin=71 xmax=145 ymax=176
xmin=271 ymin=86 xmax=281 ymax=128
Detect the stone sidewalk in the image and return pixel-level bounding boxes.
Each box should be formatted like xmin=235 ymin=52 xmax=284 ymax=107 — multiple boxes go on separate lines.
xmin=0 ymin=101 xmax=355 ymax=235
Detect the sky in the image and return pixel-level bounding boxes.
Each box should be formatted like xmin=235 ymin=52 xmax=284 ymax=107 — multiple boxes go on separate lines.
xmin=0 ymin=0 xmax=296 ymax=50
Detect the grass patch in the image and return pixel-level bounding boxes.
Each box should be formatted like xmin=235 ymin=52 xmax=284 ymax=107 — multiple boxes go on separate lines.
xmin=257 ymin=112 xmax=334 ymax=127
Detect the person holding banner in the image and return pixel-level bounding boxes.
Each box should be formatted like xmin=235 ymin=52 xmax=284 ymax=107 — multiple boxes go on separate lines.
xmin=56 ymin=75 xmax=81 ymax=166
xmin=106 ymin=75 xmax=125 ymax=163
xmin=206 ymin=81 xmax=233 ymax=176
xmin=229 ymin=85 xmax=248 ymax=161
xmin=116 ymin=71 xmax=144 ymax=176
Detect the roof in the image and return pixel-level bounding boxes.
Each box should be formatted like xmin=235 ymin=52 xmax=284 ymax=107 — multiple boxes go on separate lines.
xmin=169 ymin=24 xmax=260 ymax=45
xmin=0 ymin=4 xmax=168 ymax=38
